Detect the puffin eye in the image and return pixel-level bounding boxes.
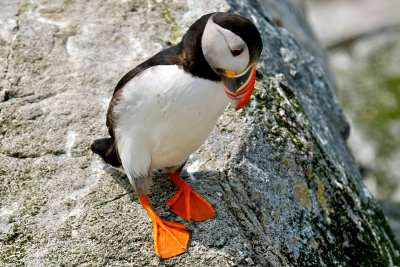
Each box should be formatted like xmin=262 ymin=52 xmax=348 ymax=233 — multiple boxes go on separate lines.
xmin=231 ymin=48 xmax=243 ymax=57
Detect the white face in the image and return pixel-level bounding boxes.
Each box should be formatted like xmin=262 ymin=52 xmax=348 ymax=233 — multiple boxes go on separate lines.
xmin=201 ymin=16 xmax=250 ymax=76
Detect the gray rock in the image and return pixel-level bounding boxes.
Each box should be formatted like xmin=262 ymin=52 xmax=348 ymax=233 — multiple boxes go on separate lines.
xmin=0 ymin=0 xmax=399 ymax=266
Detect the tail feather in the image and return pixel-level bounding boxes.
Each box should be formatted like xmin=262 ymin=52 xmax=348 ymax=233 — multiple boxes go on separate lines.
xmin=90 ymin=138 xmax=121 ymax=167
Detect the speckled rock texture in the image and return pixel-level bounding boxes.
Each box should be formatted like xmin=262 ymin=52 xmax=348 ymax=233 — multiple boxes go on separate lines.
xmin=0 ymin=0 xmax=399 ymax=266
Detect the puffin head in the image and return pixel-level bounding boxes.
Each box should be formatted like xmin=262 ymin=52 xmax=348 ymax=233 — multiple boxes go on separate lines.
xmin=201 ymin=12 xmax=263 ymax=110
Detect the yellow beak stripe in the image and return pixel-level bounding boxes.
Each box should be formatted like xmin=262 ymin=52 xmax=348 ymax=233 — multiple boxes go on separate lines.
xmin=225 ymin=69 xmax=236 ymax=78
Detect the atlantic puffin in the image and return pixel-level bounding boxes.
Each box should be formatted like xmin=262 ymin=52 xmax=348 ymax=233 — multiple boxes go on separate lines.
xmin=91 ymin=12 xmax=263 ymax=258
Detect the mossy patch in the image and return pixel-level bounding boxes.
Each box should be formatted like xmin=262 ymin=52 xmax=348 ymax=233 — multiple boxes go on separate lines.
xmin=158 ymin=0 xmax=182 ymax=45
xmin=315 ymin=178 xmax=329 ymax=212
xmin=293 ymin=178 xmax=312 ymax=209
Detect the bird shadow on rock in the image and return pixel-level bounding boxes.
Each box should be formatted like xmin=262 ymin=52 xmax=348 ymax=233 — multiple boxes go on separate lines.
xmin=100 ymin=161 xmax=269 ymax=264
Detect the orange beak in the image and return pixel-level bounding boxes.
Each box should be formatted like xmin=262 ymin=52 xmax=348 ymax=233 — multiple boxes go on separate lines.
xmin=222 ymin=65 xmax=256 ymax=110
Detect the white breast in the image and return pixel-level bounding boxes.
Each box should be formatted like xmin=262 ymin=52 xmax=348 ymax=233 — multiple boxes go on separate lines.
xmin=114 ymin=65 xmax=228 ymax=178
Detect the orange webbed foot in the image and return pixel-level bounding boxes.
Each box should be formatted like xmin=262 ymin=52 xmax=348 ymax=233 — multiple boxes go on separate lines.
xmin=139 ymin=195 xmax=190 ymax=259
xmin=166 ymin=173 xmax=215 ymax=223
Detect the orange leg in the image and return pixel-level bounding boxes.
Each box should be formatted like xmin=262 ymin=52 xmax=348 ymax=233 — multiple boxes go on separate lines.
xmin=139 ymin=195 xmax=190 ymax=259
xmin=166 ymin=173 xmax=215 ymax=223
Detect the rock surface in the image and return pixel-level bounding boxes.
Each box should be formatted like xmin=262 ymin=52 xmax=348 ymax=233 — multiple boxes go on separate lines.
xmin=1 ymin=0 xmax=399 ymax=266
xmin=305 ymin=0 xmax=400 ymax=243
